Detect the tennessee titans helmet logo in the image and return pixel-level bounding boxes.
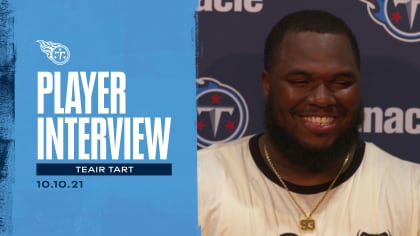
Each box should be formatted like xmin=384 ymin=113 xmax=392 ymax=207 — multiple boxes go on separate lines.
xmin=360 ymin=0 xmax=420 ymax=42
xmin=196 ymin=77 xmax=249 ymax=148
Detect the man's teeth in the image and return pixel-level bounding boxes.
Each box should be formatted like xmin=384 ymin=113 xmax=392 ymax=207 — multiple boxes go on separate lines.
xmin=303 ymin=116 xmax=334 ymax=125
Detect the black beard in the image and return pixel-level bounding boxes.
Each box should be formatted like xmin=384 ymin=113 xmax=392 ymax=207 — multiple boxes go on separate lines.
xmin=264 ymin=93 xmax=363 ymax=173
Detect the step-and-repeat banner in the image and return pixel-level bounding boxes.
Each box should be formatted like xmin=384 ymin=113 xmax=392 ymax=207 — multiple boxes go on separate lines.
xmin=197 ymin=0 xmax=420 ymax=164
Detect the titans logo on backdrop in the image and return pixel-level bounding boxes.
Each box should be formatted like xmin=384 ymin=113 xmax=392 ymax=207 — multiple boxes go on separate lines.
xmin=360 ymin=0 xmax=420 ymax=42
xmin=36 ymin=40 xmax=172 ymax=176
xmin=196 ymin=77 xmax=249 ymax=148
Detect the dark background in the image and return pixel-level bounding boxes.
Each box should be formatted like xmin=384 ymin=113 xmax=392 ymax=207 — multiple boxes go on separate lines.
xmin=197 ymin=0 xmax=420 ymax=163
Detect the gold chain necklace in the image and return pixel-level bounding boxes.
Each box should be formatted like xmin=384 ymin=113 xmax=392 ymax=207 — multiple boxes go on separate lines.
xmin=263 ymin=144 xmax=349 ymax=231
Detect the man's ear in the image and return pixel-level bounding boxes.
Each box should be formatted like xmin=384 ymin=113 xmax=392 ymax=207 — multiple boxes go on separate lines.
xmin=261 ymin=70 xmax=270 ymax=97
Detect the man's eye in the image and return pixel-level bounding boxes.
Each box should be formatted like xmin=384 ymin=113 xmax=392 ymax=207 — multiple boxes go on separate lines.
xmin=289 ymin=80 xmax=310 ymax=85
xmin=330 ymin=74 xmax=357 ymax=88
xmin=331 ymin=80 xmax=352 ymax=87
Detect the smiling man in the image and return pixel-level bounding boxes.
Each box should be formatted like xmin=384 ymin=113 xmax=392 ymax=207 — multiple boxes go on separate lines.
xmin=198 ymin=10 xmax=420 ymax=236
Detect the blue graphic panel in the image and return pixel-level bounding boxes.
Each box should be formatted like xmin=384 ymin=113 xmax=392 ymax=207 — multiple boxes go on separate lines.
xmin=10 ymin=1 xmax=199 ymax=235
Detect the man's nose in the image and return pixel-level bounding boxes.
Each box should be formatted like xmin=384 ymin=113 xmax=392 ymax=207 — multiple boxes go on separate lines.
xmin=307 ymin=83 xmax=336 ymax=106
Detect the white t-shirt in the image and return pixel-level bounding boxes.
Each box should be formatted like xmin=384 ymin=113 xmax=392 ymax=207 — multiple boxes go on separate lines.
xmin=198 ymin=134 xmax=420 ymax=236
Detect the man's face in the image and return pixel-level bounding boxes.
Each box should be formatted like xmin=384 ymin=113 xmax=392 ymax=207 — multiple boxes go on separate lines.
xmin=263 ymin=31 xmax=361 ymax=162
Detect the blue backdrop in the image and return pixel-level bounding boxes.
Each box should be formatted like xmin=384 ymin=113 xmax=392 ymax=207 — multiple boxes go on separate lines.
xmin=196 ymin=0 xmax=420 ymax=164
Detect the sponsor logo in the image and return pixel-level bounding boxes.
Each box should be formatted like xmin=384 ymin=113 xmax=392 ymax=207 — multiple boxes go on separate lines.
xmin=360 ymin=0 xmax=420 ymax=42
xmin=196 ymin=77 xmax=249 ymax=148
xmin=36 ymin=40 xmax=71 ymax=65
xmin=362 ymin=106 xmax=420 ymax=134
xmin=197 ymin=0 xmax=263 ymax=13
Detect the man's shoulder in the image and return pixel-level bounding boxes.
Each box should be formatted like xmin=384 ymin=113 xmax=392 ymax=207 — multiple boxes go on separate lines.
xmin=197 ymin=135 xmax=258 ymax=197
xmin=364 ymin=142 xmax=420 ymax=176
xmin=198 ymin=135 xmax=256 ymax=157
xmin=197 ymin=134 xmax=258 ymax=177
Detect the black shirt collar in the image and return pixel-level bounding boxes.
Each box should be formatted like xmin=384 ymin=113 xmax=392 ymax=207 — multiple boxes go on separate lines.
xmin=249 ymin=134 xmax=365 ymax=194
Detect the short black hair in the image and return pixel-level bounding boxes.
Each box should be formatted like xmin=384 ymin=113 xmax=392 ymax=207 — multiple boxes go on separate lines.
xmin=264 ymin=10 xmax=360 ymax=72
